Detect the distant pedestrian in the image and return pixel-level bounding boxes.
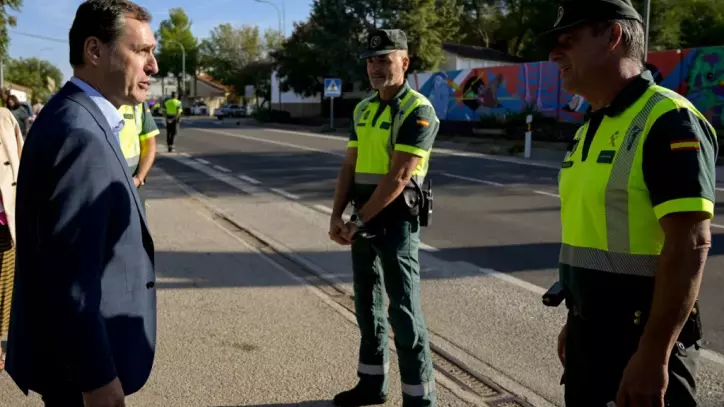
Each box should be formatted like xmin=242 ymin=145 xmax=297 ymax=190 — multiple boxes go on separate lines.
xmin=6 ymin=95 xmax=29 ymax=138
xmin=164 ymin=91 xmax=182 ymax=152
xmin=539 ymin=0 xmax=717 ymax=406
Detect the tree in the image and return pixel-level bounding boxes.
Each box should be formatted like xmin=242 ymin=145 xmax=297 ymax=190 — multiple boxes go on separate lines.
xmin=5 ymin=57 xmax=62 ymax=102
xmin=199 ymin=23 xmax=281 ymax=101
xmin=155 ymin=7 xmax=199 ymax=97
xmin=273 ymin=0 xmax=462 ymax=97
xmin=0 ymin=0 xmax=22 ymax=58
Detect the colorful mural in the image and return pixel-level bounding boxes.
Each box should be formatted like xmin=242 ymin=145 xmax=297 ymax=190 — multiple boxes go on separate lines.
xmin=409 ymin=46 xmax=724 ymax=129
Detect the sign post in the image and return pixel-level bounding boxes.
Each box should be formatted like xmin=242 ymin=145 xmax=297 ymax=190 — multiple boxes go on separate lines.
xmin=324 ymin=78 xmax=342 ymax=129
xmin=524 ymin=115 xmax=533 ymax=159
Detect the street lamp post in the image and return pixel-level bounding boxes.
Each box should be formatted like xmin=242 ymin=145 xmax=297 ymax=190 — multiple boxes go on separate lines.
xmin=643 ymin=0 xmax=651 ymax=60
xmin=167 ymin=40 xmax=186 ymax=98
xmin=254 ymin=0 xmax=284 ymax=111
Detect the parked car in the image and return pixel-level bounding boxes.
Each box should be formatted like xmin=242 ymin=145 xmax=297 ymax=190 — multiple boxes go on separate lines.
xmin=214 ymin=103 xmax=246 ymax=119
xmin=190 ymin=101 xmax=209 ymax=116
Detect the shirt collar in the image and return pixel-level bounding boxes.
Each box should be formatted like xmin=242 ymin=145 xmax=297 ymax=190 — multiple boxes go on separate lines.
xmin=597 ymin=70 xmax=655 ymax=117
xmin=372 ymin=80 xmax=411 ymax=104
xmin=70 ymin=77 xmax=125 ymax=134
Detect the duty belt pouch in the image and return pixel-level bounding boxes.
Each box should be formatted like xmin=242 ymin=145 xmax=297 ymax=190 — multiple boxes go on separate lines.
xmin=678 ymin=300 xmax=703 ymax=348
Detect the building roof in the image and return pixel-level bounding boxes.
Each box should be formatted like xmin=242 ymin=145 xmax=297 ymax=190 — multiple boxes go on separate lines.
xmin=441 ymin=43 xmax=530 ymax=63
xmin=196 ymin=73 xmax=231 ymax=92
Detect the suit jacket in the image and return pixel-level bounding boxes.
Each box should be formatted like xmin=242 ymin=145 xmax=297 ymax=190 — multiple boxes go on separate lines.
xmin=0 ymin=107 xmax=23 ymax=242
xmin=6 ymin=81 xmax=156 ymax=396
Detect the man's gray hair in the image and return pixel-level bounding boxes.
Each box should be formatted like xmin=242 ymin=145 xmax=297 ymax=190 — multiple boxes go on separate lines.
xmin=593 ymin=19 xmax=646 ymax=67
xmin=69 ymin=0 xmax=152 ymax=67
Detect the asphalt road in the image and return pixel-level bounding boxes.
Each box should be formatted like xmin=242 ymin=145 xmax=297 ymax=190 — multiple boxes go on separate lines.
xmin=162 ymin=119 xmax=724 ymax=361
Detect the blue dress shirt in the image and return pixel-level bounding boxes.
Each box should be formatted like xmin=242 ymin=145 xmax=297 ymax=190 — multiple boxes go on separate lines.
xmin=69 ymin=77 xmax=125 ymax=142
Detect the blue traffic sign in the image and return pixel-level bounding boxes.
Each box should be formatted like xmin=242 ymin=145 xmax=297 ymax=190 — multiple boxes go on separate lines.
xmin=324 ymin=78 xmax=342 ymax=98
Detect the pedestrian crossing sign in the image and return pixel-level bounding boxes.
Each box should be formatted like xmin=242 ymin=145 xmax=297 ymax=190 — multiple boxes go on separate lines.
xmin=324 ymin=78 xmax=342 ymax=98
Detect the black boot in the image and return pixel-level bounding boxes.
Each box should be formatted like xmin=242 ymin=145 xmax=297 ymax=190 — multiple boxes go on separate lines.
xmin=333 ymin=384 xmax=387 ymax=407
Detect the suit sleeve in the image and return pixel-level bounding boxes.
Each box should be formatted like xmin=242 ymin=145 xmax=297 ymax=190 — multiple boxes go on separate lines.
xmin=394 ymin=105 xmax=439 ymax=157
xmin=642 ymin=108 xmax=718 ymax=219
xmin=47 ymin=130 xmax=117 ymax=392
xmin=139 ymin=102 xmax=159 ymax=141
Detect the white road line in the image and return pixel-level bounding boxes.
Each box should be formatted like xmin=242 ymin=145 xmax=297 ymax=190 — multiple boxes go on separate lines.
xmin=442 ymin=172 xmax=503 ymax=187
xmin=532 ymin=189 xmax=560 ymax=198
xmin=195 ymin=158 xmax=211 ymax=165
xmin=420 ymin=243 xmax=440 ymax=252
xmin=270 ymin=188 xmax=301 ymax=201
xmin=712 ymin=223 xmax=724 ymax=229
xmin=198 ymin=128 xmax=344 ymax=157
xmin=179 ymin=152 xmax=191 ymax=158
xmin=212 ymin=165 xmax=232 ymax=173
xmin=716 ymin=187 xmax=724 ymax=192
xmin=237 ymin=174 xmax=262 ymax=185
xmin=313 ymin=204 xmax=333 ymax=215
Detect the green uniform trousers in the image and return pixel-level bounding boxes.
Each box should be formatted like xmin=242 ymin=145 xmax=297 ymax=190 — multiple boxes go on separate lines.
xmin=351 ymin=216 xmax=436 ymax=407
xmin=563 ymin=309 xmax=700 ymax=406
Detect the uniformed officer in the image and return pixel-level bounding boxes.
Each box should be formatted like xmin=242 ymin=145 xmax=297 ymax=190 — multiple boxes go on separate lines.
xmin=328 ymin=28 xmax=439 ymax=407
xmin=164 ymin=91 xmax=182 ymax=152
xmin=538 ymin=1 xmax=717 ymax=406
xmin=118 ymin=101 xmax=159 ymax=208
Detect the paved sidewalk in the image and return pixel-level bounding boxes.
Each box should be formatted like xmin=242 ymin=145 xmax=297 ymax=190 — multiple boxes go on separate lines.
xmin=0 ymin=168 xmax=474 ymax=407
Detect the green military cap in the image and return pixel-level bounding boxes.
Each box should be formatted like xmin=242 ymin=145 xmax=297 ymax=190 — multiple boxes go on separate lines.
xmin=360 ymin=29 xmax=408 ymax=59
xmin=537 ymin=0 xmax=643 ymax=51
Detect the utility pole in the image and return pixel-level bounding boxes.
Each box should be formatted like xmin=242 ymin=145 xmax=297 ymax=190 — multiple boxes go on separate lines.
xmin=643 ymin=0 xmax=651 ymax=60
xmin=254 ymin=0 xmax=285 ymax=112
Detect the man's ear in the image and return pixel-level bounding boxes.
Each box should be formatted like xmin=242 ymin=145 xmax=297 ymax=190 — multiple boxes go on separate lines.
xmin=84 ymin=37 xmax=103 ymax=67
xmin=401 ymin=52 xmax=410 ymax=71
xmin=608 ymin=22 xmax=624 ymax=52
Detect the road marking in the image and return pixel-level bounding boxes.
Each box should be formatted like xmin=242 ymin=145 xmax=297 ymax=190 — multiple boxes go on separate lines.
xmin=270 ymin=188 xmax=300 ymax=201
xmin=179 ymin=152 xmax=191 ymax=158
xmin=195 ymin=158 xmax=211 ymax=165
xmin=238 ymin=174 xmax=262 ymax=185
xmin=313 ymin=204 xmax=333 ymax=215
xmin=532 ymin=189 xmax=560 ymax=198
xmin=442 ymin=172 xmax=503 ymax=187
xmin=212 ymin=165 xmax=232 ymax=173
xmin=198 ymin=128 xmax=344 ymax=157
xmin=716 ymin=187 xmax=724 ymax=192
xmin=264 ymin=128 xmax=561 ymax=169
xmin=712 ymin=223 xmax=724 ymax=229
xmin=164 ymin=149 xmax=724 ymax=368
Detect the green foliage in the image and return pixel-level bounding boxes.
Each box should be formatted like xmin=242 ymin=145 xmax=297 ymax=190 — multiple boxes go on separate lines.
xmin=199 ymin=23 xmax=280 ymax=100
xmin=155 ymin=8 xmax=200 ymax=96
xmin=0 ymin=0 xmax=22 ymax=58
xmin=5 ymin=57 xmax=62 ymax=102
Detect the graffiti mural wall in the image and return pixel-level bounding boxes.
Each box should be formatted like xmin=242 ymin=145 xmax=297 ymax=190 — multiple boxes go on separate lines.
xmin=408 ymin=46 xmax=724 ymax=129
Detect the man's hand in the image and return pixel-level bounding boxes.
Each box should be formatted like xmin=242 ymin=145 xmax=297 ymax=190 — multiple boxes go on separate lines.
xmin=557 ymin=323 xmax=567 ymax=367
xmin=82 ymin=377 xmax=125 ymax=407
xmin=329 ymin=216 xmax=351 ymax=245
xmin=615 ymin=349 xmax=668 ymax=407
xmin=342 ymin=222 xmax=359 ymax=242
xmin=132 ymin=176 xmax=142 ymax=188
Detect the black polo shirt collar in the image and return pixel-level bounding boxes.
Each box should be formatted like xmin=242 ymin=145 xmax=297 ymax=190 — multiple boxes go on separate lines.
xmin=371 ymin=80 xmax=411 ymax=105
xmin=598 ymin=70 xmax=655 ymax=117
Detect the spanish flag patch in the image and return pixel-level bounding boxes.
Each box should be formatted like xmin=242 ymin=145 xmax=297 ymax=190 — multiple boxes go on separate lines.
xmin=416 ymin=119 xmax=430 ymax=127
xmin=670 ymin=139 xmax=701 ymax=151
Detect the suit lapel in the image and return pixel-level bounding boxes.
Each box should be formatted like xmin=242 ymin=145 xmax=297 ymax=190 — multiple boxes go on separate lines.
xmin=63 ymin=83 xmax=151 ymax=238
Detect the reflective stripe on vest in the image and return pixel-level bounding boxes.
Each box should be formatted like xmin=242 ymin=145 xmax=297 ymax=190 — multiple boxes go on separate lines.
xmin=352 ymin=89 xmax=437 ymax=185
xmin=558 ymin=85 xmax=714 ymax=277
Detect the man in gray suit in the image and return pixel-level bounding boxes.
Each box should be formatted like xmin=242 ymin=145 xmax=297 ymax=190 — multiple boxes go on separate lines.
xmin=6 ymin=1 xmax=158 ymax=406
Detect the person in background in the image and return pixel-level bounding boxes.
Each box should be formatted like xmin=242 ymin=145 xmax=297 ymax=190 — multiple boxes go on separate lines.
xmin=0 ymin=107 xmax=23 ymax=372
xmin=118 ymin=101 xmax=158 ymax=208
xmin=32 ymin=99 xmax=44 ymax=115
xmin=163 ymin=91 xmax=182 ymax=152
xmin=6 ymin=95 xmax=29 ymax=139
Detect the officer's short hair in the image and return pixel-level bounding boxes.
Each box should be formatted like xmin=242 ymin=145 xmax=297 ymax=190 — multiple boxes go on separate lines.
xmin=69 ymin=0 xmax=152 ymax=67
xmin=593 ymin=19 xmax=645 ymax=67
